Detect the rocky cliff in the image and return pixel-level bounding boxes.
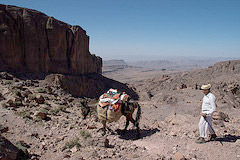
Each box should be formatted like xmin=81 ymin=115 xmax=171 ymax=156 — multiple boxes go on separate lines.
xmin=0 ymin=4 xmax=102 ymax=75
xmin=0 ymin=4 xmax=139 ymax=99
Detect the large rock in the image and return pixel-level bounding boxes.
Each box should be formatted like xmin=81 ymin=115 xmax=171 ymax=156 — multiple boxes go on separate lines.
xmin=35 ymin=94 xmax=45 ymax=104
xmin=0 ymin=93 xmax=4 ymax=101
xmin=173 ymin=152 xmax=186 ymax=160
xmin=0 ymin=4 xmax=102 ymax=75
xmin=0 ymin=135 xmax=29 ymax=160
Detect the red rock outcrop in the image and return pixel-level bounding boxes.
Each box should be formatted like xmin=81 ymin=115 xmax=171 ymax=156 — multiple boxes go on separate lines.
xmin=0 ymin=4 xmax=102 ymax=75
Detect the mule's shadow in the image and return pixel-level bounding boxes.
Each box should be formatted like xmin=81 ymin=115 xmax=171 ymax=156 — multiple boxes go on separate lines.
xmin=215 ymin=134 xmax=240 ymax=143
xmin=116 ymin=128 xmax=160 ymax=140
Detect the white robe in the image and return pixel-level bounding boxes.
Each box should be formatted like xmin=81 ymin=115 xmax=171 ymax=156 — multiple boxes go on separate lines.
xmin=199 ymin=92 xmax=216 ymax=138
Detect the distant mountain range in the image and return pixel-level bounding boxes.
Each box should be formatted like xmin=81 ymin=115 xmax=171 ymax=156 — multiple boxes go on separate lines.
xmin=103 ymin=60 xmax=128 ymax=66
xmin=103 ymin=57 xmax=240 ymax=71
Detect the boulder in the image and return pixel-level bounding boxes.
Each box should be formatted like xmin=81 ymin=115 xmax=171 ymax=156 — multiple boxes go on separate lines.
xmin=0 ymin=93 xmax=4 ymax=101
xmin=0 ymin=125 xmax=9 ymax=133
xmin=35 ymin=95 xmax=45 ymax=104
xmin=6 ymin=99 xmax=17 ymax=108
xmin=173 ymin=152 xmax=186 ymax=160
xmin=0 ymin=72 xmax=13 ymax=80
xmin=34 ymin=111 xmax=48 ymax=120
xmin=0 ymin=135 xmax=29 ymax=160
xmin=70 ymin=146 xmax=80 ymax=153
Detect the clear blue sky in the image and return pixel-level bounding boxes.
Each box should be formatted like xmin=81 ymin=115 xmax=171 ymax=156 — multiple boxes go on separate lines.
xmin=1 ymin=0 xmax=240 ymax=61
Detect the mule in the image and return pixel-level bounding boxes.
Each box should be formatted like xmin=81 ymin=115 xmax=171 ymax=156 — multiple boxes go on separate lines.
xmin=86 ymin=99 xmax=141 ymax=139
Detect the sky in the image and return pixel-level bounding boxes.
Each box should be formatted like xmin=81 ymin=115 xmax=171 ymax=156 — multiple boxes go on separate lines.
xmin=1 ymin=0 xmax=240 ymax=61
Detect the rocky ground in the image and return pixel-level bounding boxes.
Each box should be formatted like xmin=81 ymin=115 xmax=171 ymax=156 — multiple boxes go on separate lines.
xmin=0 ymin=72 xmax=149 ymax=160
xmin=1 ymin=61 xmax=240 ymax=160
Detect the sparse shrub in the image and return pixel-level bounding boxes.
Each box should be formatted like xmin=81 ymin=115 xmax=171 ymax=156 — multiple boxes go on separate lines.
xmin=36 ymin=120 xmax=44 ymax=125
xmin=80 ymin=130 xmax=91 ymax=140
xmin=1 ymin=102 xmax=7 ymax=108
xmin=12 ymin=89 xmax=21 ymax=97
xmin=37 ymin=88 xmax=45 ymax=93
xmin=28 ymin=94 xmax=36 ymax=100
xmin=59 ymin=105 xmax=68 ymax=112
xmin=4 ymin=80 xmax=12 ymax=85
xmin=49 ymin=108 xmax=60 ymax=115
xmin=39 ymin=108 xmax=48 ymax=113
xmin=65 ymin=137 xmax=81 ymax=149
xmin=49 ymin=96 xmax=57 ymax=100
xmin=15 ymin=100 xmax=22 ymax=107
xmin=49 ymin=105 xmax=67 ymax=115
xmin=15 ymin=111 xmax=31 ymax=119
xmin=29 ymin=102 xmax=35 ymax=108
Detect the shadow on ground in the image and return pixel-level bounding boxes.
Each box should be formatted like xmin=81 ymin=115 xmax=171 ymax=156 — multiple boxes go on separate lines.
xmin=116 ymin=128 xmax=160 ymax=140
xmin=215 ymin=134 xmax=240 ymax=143
xmin=0 ymin=71 xmax=139 ymax=100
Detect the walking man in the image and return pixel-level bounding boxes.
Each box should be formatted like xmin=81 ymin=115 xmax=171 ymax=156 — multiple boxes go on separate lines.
xmin=195 ymin=84 xmax=217 ymax=144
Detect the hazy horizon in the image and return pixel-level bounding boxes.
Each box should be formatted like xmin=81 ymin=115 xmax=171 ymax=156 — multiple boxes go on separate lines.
xmin=2 ymin=0 xmax=240 ymax=61
xmin=103 ymin=56 xmax=240 ymax=63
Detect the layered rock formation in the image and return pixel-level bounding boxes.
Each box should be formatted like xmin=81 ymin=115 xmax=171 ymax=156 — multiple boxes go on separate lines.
xmin=0 ymin=4 xmax=102 ymax=75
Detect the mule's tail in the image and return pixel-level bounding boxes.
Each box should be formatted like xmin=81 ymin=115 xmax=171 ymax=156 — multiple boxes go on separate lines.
xmin=135 ymin=102 xmax=141 ymax=126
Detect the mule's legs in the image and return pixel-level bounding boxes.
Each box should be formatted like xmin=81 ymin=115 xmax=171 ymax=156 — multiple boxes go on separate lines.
xmin=122 ymin=119 xmax=130 ymax=134
xmin=103 ymin=120 xmax=107 ymax=135
xmin=123 ymin=114 xmax=136 ymax=130
xmin=124 ymin=113 xmax=140 ymax=138
xmin=135 ymin=121 xmax=140 ymax=139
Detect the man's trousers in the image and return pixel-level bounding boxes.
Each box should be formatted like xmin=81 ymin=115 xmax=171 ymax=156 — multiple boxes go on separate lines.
xmin=198 ymin=115 xmax=215 ymax=138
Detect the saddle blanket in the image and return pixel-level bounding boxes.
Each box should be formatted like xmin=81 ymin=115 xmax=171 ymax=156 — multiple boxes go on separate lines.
xmin=98 ymin=89 xmax=129 ymax=112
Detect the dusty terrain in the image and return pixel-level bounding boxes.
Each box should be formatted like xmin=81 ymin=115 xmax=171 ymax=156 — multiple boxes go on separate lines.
xmin=1 ymin=4 xmax=240 ymax=160
xmin=1 ymin=60 xmax=240 ymax=160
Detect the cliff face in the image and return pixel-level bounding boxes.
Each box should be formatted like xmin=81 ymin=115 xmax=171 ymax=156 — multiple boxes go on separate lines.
xmin=0 ymin=4 xmax=102 ymax=75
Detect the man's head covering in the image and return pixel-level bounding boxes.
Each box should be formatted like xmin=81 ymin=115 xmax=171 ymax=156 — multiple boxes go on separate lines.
xmin=201 ymin=84 xmax=211 ymax=90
